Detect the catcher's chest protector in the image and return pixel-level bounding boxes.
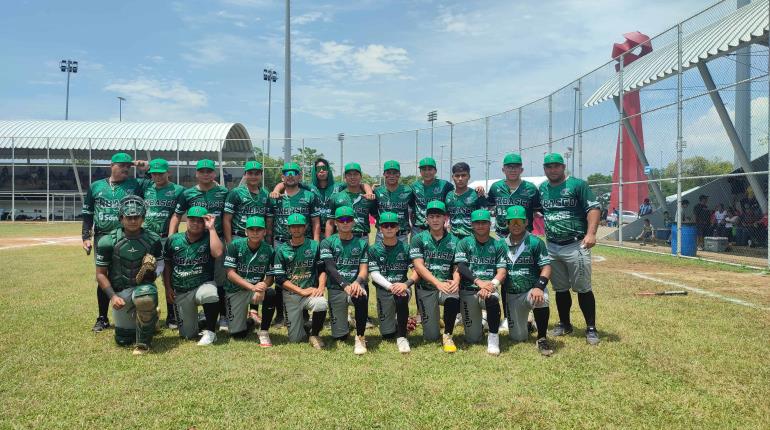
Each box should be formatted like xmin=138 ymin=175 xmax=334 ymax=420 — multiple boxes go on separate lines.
xmin=110 ymin=229 xmax=153 ymax=291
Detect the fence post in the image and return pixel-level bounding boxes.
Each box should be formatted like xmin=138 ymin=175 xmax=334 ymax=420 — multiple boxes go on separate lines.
xmin=11 ymin=137 xmax=14 ymax=222
xmin=618 ymin=52 xmax=625 ymax=245
xmin=675 ymin=22 xmax=684 ymax=257
xmin=133 ymin=138 xmax=138 ymax=179
xmin=88 ymin=138 xmax=92 ymax=187
xmin=517 ymin=107 xmax=522 ymax=155
xmin=46 ymin=138 xmax=50 ymax=222
xmin=766 ymin=0 xmax=769 ymax=269
xmin=301 ymin=138 xmax=306 ymax=182
xmin=219 ymin=139 xmax=224 ymax=185
xmin=577 ymin=78 xmax=584 ymax=179
xmin=176 ymin=139 xmax=181 ymax=183
xmin=377 ymin=134 xmax=382 ymax=186
xmin=449 ymin=124 xmax=454 ymax=177
xmin=415 ymin=130 xmax=419 ymax=176
xmin=485 ymin=116 xmax=490 ymax=184
xmin=548 ymin=94 xmax=553 ymax=153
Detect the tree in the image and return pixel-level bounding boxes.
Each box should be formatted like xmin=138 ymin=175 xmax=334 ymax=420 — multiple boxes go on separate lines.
xmin=586 ymin=173 xmax=613 ymax=203
xmin=659 ymin=156 xmax=733 ymax=197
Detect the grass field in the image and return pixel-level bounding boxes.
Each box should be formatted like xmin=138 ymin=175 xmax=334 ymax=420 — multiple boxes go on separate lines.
xmin=1 ymin=222 xmax=769 ymax=429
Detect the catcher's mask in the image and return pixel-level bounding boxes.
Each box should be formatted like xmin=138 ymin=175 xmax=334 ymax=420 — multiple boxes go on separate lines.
xmin=119 ymin=195 xmax=146 ymax=218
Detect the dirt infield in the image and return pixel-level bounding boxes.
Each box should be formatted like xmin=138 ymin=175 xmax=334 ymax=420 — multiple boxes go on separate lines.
xmin=0 ymin=236 xmax=81 ymax=250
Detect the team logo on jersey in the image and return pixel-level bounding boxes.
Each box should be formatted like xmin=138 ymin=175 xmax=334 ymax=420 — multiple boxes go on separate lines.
xmin=197 ymin=246 xmax=206 ymax=253
xmin=127 ymin=246 xmax=139 ymax=253
xmin=397 ymin=252 xmax=405 ymax=260
xmin=447 ymin=241 xmax=456 ymax=249
xmin=258 ymin=255 xmax=268 ymax=262
xmin=465 ymin=196 xmax=474 ymax=204
xmin=433 ymin=188 xmax=441 ymax=195
xmin=487 ymin=244 xmax=494 ymax=252
xmin=351 ymin=247 xmax=361 ymax=255
xmin=174 ymin=246 xmax=180 ymax=251
xmin=399 ymin=192 xmax=410 ymax=200
xmin=560 ymin=188 xmax=571 ymax=197
xmin=304 ymin=249 xmax=312 ymax=257
xmin=165 ymin=190 xmax=176 ymax=197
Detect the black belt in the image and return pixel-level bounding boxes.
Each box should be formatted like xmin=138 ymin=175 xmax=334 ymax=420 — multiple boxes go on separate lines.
xmin=550 ymin=235 xmax=585 ymax=246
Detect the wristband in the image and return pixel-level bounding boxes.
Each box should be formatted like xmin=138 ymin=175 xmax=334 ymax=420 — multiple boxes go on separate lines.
xmin=405 ymin=279 xmax=415 ymax=287
xmin=355 ymin=277 xmax=367 ymax=286
xmin=491 ymin=279 xmax=501 ymax=288
xmin=104 ymin=287 xmax=116 ymax=299
xmin=536 ymin=276 xmax=549 ymax=291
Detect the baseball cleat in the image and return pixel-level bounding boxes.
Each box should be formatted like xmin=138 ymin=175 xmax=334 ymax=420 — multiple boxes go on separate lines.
xmin=396 ymin=337 xmax=411 ymax=354
xmin=257 ymin=330 xmax=272 ymax=347
xmin=550 ymin=322 xmax=573 ymax=337
xmin=132 ymin=343 xmax=150 ymax=355
xmin=197 ymin=330 xmax=217 ymax=346
xmin=487 ymin=333 xmax=500 ymax=356
xmin=354 ymin=335 xmax=367 ymax=355
xmin=308 ymin=335 xmax=324 ymax=350
xmin=218 ymin=316 xmax=229 ymax=333
xmin=536 ymin=337 xmax=554 ymax=357
xmin=442 ymin=333 xmax=457 ymax=353
xmin=499 ymin=318 xmax=509 ymax=334
xmin=586 ymin=327 xmax=600 ymax=345
xmin=92 ymin=316 xmax=110 ymax=333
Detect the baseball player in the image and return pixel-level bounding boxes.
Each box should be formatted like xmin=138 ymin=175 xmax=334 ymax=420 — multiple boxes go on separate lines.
xmin=445 ymin=162 xmax=488 ymax=240
xmin=141 ymin=158 xmax=184 ymax=329
xmin=320 ymin=206 xmax=370 ymax=355
xmin=224 ymin=216 xmax=276 ymax=347
xmin=163 ymin=206 xmax=224 ymax=345
xmin=368 ymin=211 xmax=417 ymax=353
xmin=411 ymin=157 xmax=455 ymax=236
xmin=272 ymin=213 xmax=328 ymax=349
xmin=94 ymin=195 xmax=162 ymax=354
xmin=223 ymin=160 xmax=272 ymax=243
xmin=82 ymin=152 xmax=150 ymax=332
xmin=502 ymin=206 xmax=554 ymax=356
xmin=539 ymin=153 xmax=601 ymax=345
xmin=374 ymin=160 xmax=415 ymax=244
xmin=409 ymin=201 xmax=462 ymax=353
xmin=326 ymin=163 xmax=378 ymax=239
xmin=454 ymin=209 xmax=507 ymax=356
xmin=486 ymin=153 xmax=542 ymax=237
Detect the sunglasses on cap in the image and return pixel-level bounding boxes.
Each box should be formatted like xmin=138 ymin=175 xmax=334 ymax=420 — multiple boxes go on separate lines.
xmin=380 ymin=223 xmax=398 ymax=229
xmin=508 ymin=219 xmax=525 ymax=226
xmin=283 ymin=170 xmax=300 ymax=176
xmin=336 ymin=217 xmax=354 ymax=224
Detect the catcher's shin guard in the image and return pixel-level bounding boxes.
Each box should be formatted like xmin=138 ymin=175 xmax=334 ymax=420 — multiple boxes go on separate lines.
xmin=134 ymin=284 xmax=159 ymax=346
xmin=115 ymin=327 xmax=135 ymax=346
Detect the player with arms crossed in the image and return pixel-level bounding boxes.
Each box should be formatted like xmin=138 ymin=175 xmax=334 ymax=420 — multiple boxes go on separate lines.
xmin=326 ymin=163 xmax=378 ymax=239
xmin=374 ymin=160 xmax=415 ymax=244
xmin=223 ymin=160 xmax=272 ymax=243
xmin=445 ymin=162 xmax=487 ymax=240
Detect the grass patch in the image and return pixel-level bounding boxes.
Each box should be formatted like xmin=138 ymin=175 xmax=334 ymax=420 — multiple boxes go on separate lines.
xmin=594 ymin=244 xmax=763 ymax=273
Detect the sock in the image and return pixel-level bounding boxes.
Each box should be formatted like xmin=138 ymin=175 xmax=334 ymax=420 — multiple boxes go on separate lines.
xmin=578 ymin=291 xmax=596 ymax=328
xmin=202 ymin=303 xmax=219 ymax=333
xmin=97 ymin=287 xmax=109 ymax=319
xmin=260 ymin=289 xmax=277 ymax=331
xmin=555 ymin=291 xmax=572 ymax=327
xmin=352 ymin=295 xmax=368 ymax=337
xmin=249 ymin=303 xmax=259 ymax=312
xmin=166 ymin=302 xmax=177 ymax=322
xmin=274 ymin=287 xmax=284 ymax=322
xmin=485 ymin=297 xmax=501 ymax=334
xmin=310 ymin=311 xmax=326 ymax=336
xmin=443 ymin=297 xmax=460 ymax=335
xmin=533 ymin=307 xmax=550 ymax=339
xmin=395 ymin=294 xmax=410 ymax=338
xmin=217 ymin=286 xmax=226 ymax=318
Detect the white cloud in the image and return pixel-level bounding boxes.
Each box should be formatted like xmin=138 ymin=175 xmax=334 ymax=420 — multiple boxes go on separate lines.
xmin=296 ymin=40 xmax=410 ymax=80
xmin=436 ymin=8 xmax=486 ymax=36
xmin=684 ymin=96 xmax=768 ymax=160
xmin=102 ymin=78 xmax=220 ymax=122
xmin=146 ymin=55 xmax=164 ymax=62
xmin=291 ymin=11 xmax=332 ymax=25
xmin=182 ymin=34 xmax=259 ymax=65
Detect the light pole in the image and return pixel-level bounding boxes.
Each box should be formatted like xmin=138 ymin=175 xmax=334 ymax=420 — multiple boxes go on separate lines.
xmin=564 ymin=148 xmax=572 ymax=176
xmin=427 ymin=110 xmax=437 ymax=158
xmin=117 ymin=96 xmax=126 ymax=122
xmin=445 ymin=120 xmax=454 ymax=172
xmin=572 ymin=86 xmax=579 ymax=177
xmin=60 ymin=59 xmax=78 ymax=120
xmin=263 ymin=68 xmax=278 ymax=157
xmin=283 ymin=0 xmax=292 ymax=163
xmin=439 ymin=144 xmax=448 ymax=176
xmin=338 ymin=133 xmax=345 ymax=174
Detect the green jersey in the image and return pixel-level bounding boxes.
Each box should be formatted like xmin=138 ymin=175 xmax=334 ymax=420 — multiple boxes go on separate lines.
xmin=539 ymin=177 xmax=600 ymax=243
xmin=142 ymin=182 xmax=184 ymax=236
xmin=268 ymin=189 xmax=320 ymax=241
xmin=375 ymin=184 xmax=415 ymax=234
xmin=487 ymin=179 xmax=541 ymax=236
xmin=367 ymin=240 xmax=410 ymax=287
xmin=319 ymin=234 xmax=369 ymax=290
xmin=503 ymin=232 xmax=552 ymax=294
xmin=445 ymin=188 xmax=487 ymax=239
xmin=83 ymin=178 xmax=150 ymax=236
xmin=409 ymin=230 xmax=459 ymax=291
xmin=308 ymin=182 xmax=345 ymax=228
xmin=95 ymin=228 xmax=163 ymax=292
xmin=174 ymin=185 xmax=229 ymax=237
xmin=164 ymin=232 xmax=215 ymax=292
xmin=328 ymin=189 xmax=378 ymax=235
xmin=454 ymin=236 xmax=507 ymax=291
xmin=412 ymin=179 xmax=454 ymax=229
xmin=224 ymin=185 xmax=270 ymax=236
xmin=223 ymin=238 xmax=274 ymax=293
xmin=271 ymin=239 xmax=323 ymax=290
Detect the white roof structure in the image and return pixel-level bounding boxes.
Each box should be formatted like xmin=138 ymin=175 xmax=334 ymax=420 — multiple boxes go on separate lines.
xmin=585 ymin=0 xmax=769 ymax=107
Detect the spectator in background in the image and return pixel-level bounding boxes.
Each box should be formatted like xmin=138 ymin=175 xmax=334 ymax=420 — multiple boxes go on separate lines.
xmin=676 ymin=199 xmax=693 ymax=225
xmin=724 ymin=207 xmax=740 ymax=244
xmin=693 ymin=195 xmax=710 ymax=249
xmin=223 ymin=169 xmax=233 ymax=187
xmin=713 ymin=203 xmax=727 ymax=237
xmin=638 ymin=198 xmax=652 ymax=217
xmin=636 ymin=218 xmax=655 ymax=246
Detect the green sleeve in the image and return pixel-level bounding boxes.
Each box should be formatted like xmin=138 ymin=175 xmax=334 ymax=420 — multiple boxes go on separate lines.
xmin=152 ymin=239 xmax=163 ymax=259
xmin=272 ymin=247 xmax=286 ymax=276
xmin=224 ymin=189 xmax=240 ymax=214
xmin=83 ymin=185 xmax=94 ymax=215
xmin=534 ymin=238 xmax=552 ymax=267
xmin=137 ymin=178 xmax=152 ymax=196
xmin=163 ymin=236 xmax=175 ymax=262
xmin=94 ymin=235 xmax=113 ymax=267
xmin=408 ymin=234 xmax=424 ymax=260
xmin=532 ymin=186 xmax=542 ymax=211
xmin=224 ymin=242 xmax=238 ymax=268
xmin=495 ymin=240 xmax=507 ymax=269
xmin=359 ymin=241 xmax=369 ymax=264
xmin=453 ymin=238 xmax=469 ymax=264
xmin=578 ymin=181 xmax=600 ymax=212
xmin=319 ymin=237 xmax=334 ymax=261
xmin=444 ymin=181 xmax=454 ymax=198
xmin=367 ymin=247 xmax=380 ymax=273
xmin=174 ymin=190 xmax=189 ymax=214
xmin=310 ymin=193 xmax=322 ymax=218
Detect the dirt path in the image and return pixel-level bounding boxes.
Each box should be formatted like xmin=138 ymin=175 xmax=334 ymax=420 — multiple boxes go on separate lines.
xmin=0 ymin=236 xmax=81 ymax=251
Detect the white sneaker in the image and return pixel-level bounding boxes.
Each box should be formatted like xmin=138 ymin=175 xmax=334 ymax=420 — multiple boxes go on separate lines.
xmin=487 ymin=333 xmax=500 ymax=356
xmin=499 ymin=318 xmax=509 ymax=334
xmin=258 ymin=330 xmax=272 ymax=347
xmin=354 ymin=335 xmax=367 ymax=355
xmin=396 ymin=337 xmax=411 ymax=354
xmin=197 ymin=330 xmax=217 ymax=346
xmin=218 ymin=316 xmax=229 ymax=333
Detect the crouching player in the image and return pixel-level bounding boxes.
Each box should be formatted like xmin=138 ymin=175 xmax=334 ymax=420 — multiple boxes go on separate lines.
xmin=454 ymin=209 xmax=507 ymax=356
xmin=95 ymin=196 xmax=163 ymax=355
xmin=503 ymin=206 xmax=554 ymax=356
xmin=368 ymin=212 xmax=418 ymax=353
xmin=272 ymin=213 xmax=328 ymax=349
xmin=224 ymin=216 xmax=276 ymax=346
xmin=163 ymin=206 xmax=224 ymax=346
xmin=320 ymin=206 xmax=370 ymax=355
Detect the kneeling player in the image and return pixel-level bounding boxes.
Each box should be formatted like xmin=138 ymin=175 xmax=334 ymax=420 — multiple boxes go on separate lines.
xmin=409 ymin=201 xmax=462 ymax=353
xmin=503 ymin=206 xmax=554 ymax=356
xmin=95 ymin=196 xmax=163 ymax=355
xmin=224 ymin=216 xmax=276 ymax=346
xmin=272 ymin=213 xmax=328 ymax=349
xmin=368 ymin=212 xmax=417 ymax=353
xmin=455 ymin=209 xmax=507 ymax=356
xmin=163 ymin=206 xmax=224 ymax=345
xmin=320 ymin=206 xmax=370 ymax=355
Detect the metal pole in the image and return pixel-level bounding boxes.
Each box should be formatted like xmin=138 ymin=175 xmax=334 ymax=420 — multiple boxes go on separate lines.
xmin=176 ymin=139 xmax=181 ymax=182
xmin=46 ymin=138 xmax=50 ymax=222
xmin=449 ymin=122 xmax=454 ymax=172
xmin=301 ymin=138 xmax=306 ymax=182
xmin=485 ymin=116 xmax=490 ymax=184
xmin=572 ymin=86 xmax=578 ymax=176
xmin=431 ymin=121 xmax=434 ymax=158
xmin=283 ymin=0 xmax=292 ymax=163
xmin=88 ymin=139 xmax=92 ymax=186
xmin=577 ymin=79 xmax=584 ymax=179
xmin=618 ymin=52 xmax=625 ymax=245
xmin=676 ymin=23 xmax=684 ymax=256
xmin=339 ymin=139 xmax=344 ymax=175
xmin=73 ymin=193 xmax=76 ymax=220
xmin=547 ymin=94 xmax=553 ymax=153
xmin=267 ymin=78 xmax=272 ymax=158
xmin=219 ymin=139 xmax=224 ymax=186
xmin=415 ymin=130 xmax=419 ymax=176
xmin=11 ymin=137 xmax=15 ymax=222
xmin=377 ymin=134 xmax=382 ymax=186
xmin=133 ymin=139 xmax=137 ymax=179
xmin=65 ymin=68 xmax=70 ymax=120
xmin=517 ymin=107 xmax=522 ymax=154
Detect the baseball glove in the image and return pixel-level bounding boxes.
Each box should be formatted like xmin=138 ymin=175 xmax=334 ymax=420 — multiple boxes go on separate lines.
xmin=135 ymin=254 xmax=157 ymax=284
xmin=406 ymin=316 xmax=418 ymax=333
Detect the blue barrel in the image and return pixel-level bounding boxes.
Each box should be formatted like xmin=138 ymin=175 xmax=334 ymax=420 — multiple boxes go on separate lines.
xmin=655 ymin=228 xmax=670 ymax=240
xmin=671 ymin=224 xmax=697 ymax=256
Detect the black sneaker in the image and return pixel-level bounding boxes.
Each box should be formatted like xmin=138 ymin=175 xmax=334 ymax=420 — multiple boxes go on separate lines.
xmin=536 ymin=337 xmax=554 ymax=356
xmin=92 ymin=316 xmax=110 ymax=333
xmin=166 ymin=317 xmax=178 ymax=330
xmin=586 ymin=326 xmax=600 ymax=345
xmin=550 ymin=322 xmax=573 ymax=337
xmin=527 ymin=321 xmax=536 ymax=333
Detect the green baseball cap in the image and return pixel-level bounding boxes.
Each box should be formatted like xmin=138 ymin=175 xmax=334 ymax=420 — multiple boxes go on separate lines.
xmin=383 ymin=160 xmax=401 ymax=172
xmin=419 ymin=157 xmax=437 ymax=168
xmin=543 ymin=153 xmax=565 ymax=165
xmin=196 ymin=159 xmax=216 ymax=170
xmin=505 ymin=205 xmax=527 ymax=220
xmin=148 ymin=158 xmax=169 ymax=173
xmin=287 ymin=213 xmax=307 ymax=226
xmin=334 ymin=206 xmax=355 ymax=219
xmin=119 ymin=195 xmax=146 ymax=217
xmin=244 ymin=160 xmax=263 ymax=171
xmin=503 ymin=153 xmax=523 ymax=165
xmin=379 ymin=212 xmax=399 ymax=224
xmin=344 ymin=162 xmax=361 ymax=173
xmin=186 ymin=206 xmax=208 ymax=218
xmin=246 ymin=216 xmax=266 ymax=229
xmin=426 ymin=200 xmax=446 ymax=214
xmin=111 ymin=152 xmax=133 ymax=164
xmin=282 ymin=162 xmax=301 ymax=174
xmin=471 ymin=209 xmax=492 ymax=222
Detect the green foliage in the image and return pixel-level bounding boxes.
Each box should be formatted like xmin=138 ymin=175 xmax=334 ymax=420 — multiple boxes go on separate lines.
xmin=658 ymin=156 xmax=733 ymax=197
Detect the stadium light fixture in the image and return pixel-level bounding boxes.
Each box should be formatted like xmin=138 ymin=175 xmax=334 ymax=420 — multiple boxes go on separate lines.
xmin=427 ymin=110 xmax=437 ymax=157
xmin=263 ymin=68 xmax=278 ymax=157
xmin=60 ymin=59 xmax=78 ymax=120
xmin=117 ymin=96 xmax=126 ymax=122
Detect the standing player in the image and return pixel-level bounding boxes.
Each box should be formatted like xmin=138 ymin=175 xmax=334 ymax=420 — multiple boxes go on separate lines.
xmin=163 ymin=206 xmax=224 ymax=345
xmin=224 ymin=216 xmax=276 ymax=346
xmin=411 ymin=157 xmax=454 ymax=236
xmin=82 ymin=152 xmax=150 ymax=332
xmin=540 ymin=153 xmax=601 ymax=345
xmin=223 ymin=160 xmax=271 ymax=243
xmin=94 ymin=196 xmax=163 ymax=354
xmin=445 ymin=162 xmax=487 ymax=240
xmin=409 ymin=201 xmax=462 ymax=353
xmin=272 ymin=213 xmax=328 ymax=349
xmin=502 ymin=206 xmax=554 ymax=356
xmin=326 ymin=163 xmax=378 ymax=239
xmin=320 ymin=206 xmax=370 ymax=355
xmin=374 ymin=160 xmax=415 ymax=244
xmin=369 ymin=212 xmax=417 ymax=353
xmin=454 ymin=209 xmax=507 ymax=356
xmin=141 ymin=158 xmax=184 ymax=328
